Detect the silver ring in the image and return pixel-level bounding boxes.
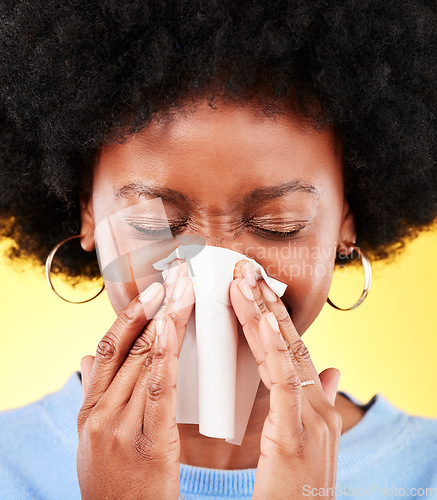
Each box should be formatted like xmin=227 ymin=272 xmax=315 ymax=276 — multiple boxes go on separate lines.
xmin=300 ymin=380 xmax=315 ymax=387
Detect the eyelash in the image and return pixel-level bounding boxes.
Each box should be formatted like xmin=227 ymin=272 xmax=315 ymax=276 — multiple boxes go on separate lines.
xmin=129 ymin=221 xmax=304 ymax=240
xmin=128 ymin=221 xmax=187 ymax=238
xmin=249 ymin=226 xmax=303 ymax=240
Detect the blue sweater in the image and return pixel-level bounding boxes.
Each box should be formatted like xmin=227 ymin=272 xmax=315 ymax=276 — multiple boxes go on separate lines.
xmin=1 ymin=372 xmax=436 ymax=499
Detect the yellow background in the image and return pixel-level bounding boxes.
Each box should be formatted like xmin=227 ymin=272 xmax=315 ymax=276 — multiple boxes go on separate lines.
xmin=1 ymin=227 xmax=436 ymax=417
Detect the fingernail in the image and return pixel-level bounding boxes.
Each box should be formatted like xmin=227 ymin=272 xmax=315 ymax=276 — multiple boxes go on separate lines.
xmin=266 ymin=312 xmax=280 ymax=333
xmin=166 ymin=262 xmax=182 ymax=284
xmin=139 ymin=282 xmax=162 ymax=304
xmin=259 ymin=281 xmax=277 ymax=302
xmin=242 ymin=262 xmax=256 ymax=287
xmin=238 ymin=278 xmax=254 ymax=300
xmin=173 ymin=276 xmax=187 ymax=300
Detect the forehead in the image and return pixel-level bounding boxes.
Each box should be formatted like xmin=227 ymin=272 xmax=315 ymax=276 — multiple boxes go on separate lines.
xmin=93 ymin=101 xmax=343 ymax=207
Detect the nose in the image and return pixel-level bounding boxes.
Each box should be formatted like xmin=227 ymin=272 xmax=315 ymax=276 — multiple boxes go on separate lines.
xmin=203 ymin=234 xmax=227 ymax=248
xmin=175 ymin=231 xmax=237 ymax=252
xmin=176 ymin=215 xmax=241 ymax=252
xmin=173 ymin=228 xmax=241 ymax=279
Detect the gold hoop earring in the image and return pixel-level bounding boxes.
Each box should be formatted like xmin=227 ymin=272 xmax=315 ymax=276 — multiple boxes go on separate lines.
xmin=327 ymin=242 xmax=372 ymax=311
xmin=45 ymin=234 xmax=105 ymax=304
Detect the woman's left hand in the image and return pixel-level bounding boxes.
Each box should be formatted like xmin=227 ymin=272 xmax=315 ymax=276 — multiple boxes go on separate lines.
xmin=230 ymin=261 xmax=342 ymax=500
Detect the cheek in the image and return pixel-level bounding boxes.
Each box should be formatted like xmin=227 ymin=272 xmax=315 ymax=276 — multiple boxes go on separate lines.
xmin=105 ymin=273 xmax=163 ymax=315
xmin=105 ymin=282 xmax=138 ymax=315
xmin=282 ymin=265 xmax=333 ymax=336
xmin=255 ymin=240 xmax=336 ymax=336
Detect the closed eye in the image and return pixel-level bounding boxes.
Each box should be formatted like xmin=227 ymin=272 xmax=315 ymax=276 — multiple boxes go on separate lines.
xmin=248 ymin=225 xmax=304 ymax=240
xmin=125 ymin=216 xmax=310 ymax=241
xmin=247 ymin=216 xmax=311 ymax=240
xmin=125 ymin=217 xmax=187 ymax=239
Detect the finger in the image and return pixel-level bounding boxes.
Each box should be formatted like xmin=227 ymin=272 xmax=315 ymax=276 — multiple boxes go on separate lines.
xmin=93 ymin=262 xmax=189 ymax=410
xmin=123 ymin=316 xmax=179 ymax=436
xmin=162 ymin=265 xmax=195 ymax=355
xmin=258 ymin=279 xmax=329 ymax=408
xmin=81 ymin=281 xmax=165 ymax=414
xmin=319 ymin=368 xmax=341 ymax=407
xmin=229 ymin=276 xmax=271 ymax=387
xmin=80 ymin=355 xmax=95 ymax=400
xmin=162 ymin=258 xmax=186 ymax=301
xmin=143 ymin=317 xmax=179 ymax=441
xmin=230 ymin=261 xmax=296 ymax=389
xmin=124 ymin=272 xmax=194 ymax=424
xmin=258 ymin=313 xmax=309 ymax=433
xmin=258 ymin=280 xmax=307 ymax=383
xmin=233 ymin=259 xmax=248 ymax=279
xmin=237 ymin=261 xmax=270 ymax=314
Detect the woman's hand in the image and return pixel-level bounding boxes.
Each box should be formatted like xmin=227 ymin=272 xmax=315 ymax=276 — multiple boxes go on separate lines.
xmin=77 ymin=261 xmax=194 ymax=500
xmin=230 ymin=261 xmax=342 ymax=500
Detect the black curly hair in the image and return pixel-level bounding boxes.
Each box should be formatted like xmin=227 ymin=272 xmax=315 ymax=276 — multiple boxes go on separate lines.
xmin=0 ymin=0 xmax=436 ymax=280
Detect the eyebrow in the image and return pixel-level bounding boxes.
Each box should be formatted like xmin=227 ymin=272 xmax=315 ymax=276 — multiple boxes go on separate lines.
xmin=243 ymin=181 xmax=320 ymax=204
xmin=114 ymin=180 xmax=320 ymax=205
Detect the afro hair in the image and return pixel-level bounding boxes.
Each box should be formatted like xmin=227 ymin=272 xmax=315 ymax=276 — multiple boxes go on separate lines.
xmin=0 ymin=0 xmax=436 ymax=279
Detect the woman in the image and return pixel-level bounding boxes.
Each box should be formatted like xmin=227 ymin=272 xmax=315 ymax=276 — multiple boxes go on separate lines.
xmin=0 ymin=1 xmax=436 ymax=499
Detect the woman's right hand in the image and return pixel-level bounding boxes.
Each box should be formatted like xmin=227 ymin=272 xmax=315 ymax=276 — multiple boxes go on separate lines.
xmin=77 ymin=260 xmax=194 ymax=500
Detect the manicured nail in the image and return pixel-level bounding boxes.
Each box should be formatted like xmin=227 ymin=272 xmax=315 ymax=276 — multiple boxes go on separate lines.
xmin=242 ymin=262 xmax=256 ymax=287
xmin=173 ymin=276 xmax=187 ymax=300
xmin=238 ymin=278 xmax=254 ymax=300
xmin=166 ymin=262 xmax=182 ymax=284
xmin=139 ymin=282 xmax=162 ymax=304
xmin=259 ymin=281 xmax=277 ymax=302
xmin=266 ymin=312 xmax=280 ymax=333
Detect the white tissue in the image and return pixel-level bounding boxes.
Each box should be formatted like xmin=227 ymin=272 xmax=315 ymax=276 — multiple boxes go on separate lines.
xmin=152 ymin=245 xmax=287 ymax=446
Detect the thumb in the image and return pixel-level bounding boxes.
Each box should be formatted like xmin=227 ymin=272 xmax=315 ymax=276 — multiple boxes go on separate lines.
xmin=80 ymin=355 xmax=95 ymax=401
xmin=318 ymin=367 xmax=341 ymax=407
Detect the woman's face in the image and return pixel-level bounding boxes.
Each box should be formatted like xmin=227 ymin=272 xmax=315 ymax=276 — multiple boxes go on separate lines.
xmin=80 ymin=100 xmax=355 ymax=335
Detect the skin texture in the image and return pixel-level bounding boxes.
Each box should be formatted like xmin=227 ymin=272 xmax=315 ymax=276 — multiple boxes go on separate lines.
xmin=79 ymin=101 xmax=366 ymax=478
